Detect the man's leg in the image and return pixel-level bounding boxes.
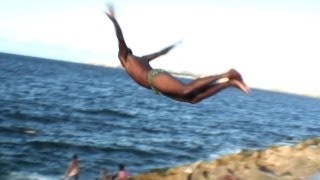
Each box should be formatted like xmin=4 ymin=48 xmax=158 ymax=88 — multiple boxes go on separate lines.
xmin=188 ymin=82 xmax=232 ymax=103
xmin=153 ymin=69 xmax=244 ymax=95
xmin=164 ymin=81 xmax=231 ymax=103
xmin=152 ymin=72 xmax=228 ymax=96
xmin=182 ymin=79 xmax=248 ymax=104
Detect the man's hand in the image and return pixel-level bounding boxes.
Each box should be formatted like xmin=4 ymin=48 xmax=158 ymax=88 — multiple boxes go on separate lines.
xmin=105 ymin=4 xmax=115 ymax=19
xmin=160 ymin=41 xmax=181 ymax=55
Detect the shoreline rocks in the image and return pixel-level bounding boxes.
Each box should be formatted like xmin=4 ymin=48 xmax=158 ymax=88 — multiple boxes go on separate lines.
xmin=130 ymin=137 xmax=320 ymax=180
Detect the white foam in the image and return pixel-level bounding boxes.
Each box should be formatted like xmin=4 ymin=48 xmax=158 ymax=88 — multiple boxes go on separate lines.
xmin=7 ymin=172 xmax=59 ymax=180
xmin=24 ymin=129 xmax=37 ymax=134
xmin=208 ymin=148 xmax=242 ymax=160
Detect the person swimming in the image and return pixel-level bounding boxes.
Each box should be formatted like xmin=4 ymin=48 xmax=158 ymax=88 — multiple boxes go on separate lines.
xmin=64 ymin=154 xmax=80 ymax=180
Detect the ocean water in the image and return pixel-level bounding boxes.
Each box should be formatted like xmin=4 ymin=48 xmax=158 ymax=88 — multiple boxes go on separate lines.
xmin=0 ymin=52 xmax=320 ymax=180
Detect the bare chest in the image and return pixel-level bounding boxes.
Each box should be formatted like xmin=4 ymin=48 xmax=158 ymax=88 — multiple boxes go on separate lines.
xmin=124 ymin=59 xmax=151 ymax=87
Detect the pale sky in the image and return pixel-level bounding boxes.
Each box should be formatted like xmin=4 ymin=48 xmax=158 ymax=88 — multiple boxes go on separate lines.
xmin=1 ymin=0 xmax=320 ymax=96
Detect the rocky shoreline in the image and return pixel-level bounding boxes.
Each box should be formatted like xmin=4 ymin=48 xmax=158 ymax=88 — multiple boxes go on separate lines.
xmin=130 ymin=137 xmax=320 ymax=180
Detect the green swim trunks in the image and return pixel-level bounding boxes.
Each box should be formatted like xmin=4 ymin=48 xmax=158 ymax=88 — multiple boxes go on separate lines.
xmin=147 ymin=69 xmax=165 ymax=94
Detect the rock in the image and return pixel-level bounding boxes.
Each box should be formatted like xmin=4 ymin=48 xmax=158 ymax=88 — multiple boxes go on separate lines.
xmin=130 ymin=137 xmax=320 ymax=180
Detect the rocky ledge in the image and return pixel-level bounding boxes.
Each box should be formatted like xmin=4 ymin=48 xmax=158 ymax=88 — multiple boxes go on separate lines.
xmin=130 ymin=138 xmax=320 ymax=180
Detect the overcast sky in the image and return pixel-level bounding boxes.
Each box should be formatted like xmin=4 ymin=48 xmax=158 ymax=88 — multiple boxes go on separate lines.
xmin=0 ymin=0 xmax=319 ymax=96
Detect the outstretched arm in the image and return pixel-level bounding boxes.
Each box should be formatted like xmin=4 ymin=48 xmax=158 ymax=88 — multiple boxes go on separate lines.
xmin=141 ymin=42 xmax=179 ymax=62
xmin=105 ymin=5 xmax=130 ymax=60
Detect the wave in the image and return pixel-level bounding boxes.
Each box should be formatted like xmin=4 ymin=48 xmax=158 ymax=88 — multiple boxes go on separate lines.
xmin=27 ymin=140 xmax=72 ymax=150
xmin=4 ymin=172 xmax=58 ymax=180
xmin=138 ymin=126 xmax=168 ymax=134
xmin=76 ymin=108 xmax=136 ymax=118
xmin=2 ymin=109 xmax=60 ymax=123
xmin=25 ymin=140 xmax=171 ymax=158
xmin=0 ymin=125 xmax=38 ymax=135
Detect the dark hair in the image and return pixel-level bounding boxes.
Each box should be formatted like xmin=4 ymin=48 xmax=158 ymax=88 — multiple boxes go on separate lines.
xmin=72 ymin=154 xmax=78 ymax=160
xmin=119 ymin=164 xmax=125 ymax=170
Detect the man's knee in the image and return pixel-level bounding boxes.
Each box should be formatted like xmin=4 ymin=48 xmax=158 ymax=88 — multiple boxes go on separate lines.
xmin=181 ymin=88 xmax=196 ymax=98
xmin=183 ymin=94 xmax=200 ymax=104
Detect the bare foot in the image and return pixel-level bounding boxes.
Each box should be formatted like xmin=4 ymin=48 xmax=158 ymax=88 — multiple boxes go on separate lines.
xmin=227 ymin=69 xmax=250 ymax=93
xmin=227 ymin=69 xmax=243 ymax=81
xmin=230 ymin=79 xmax=250 ymax=94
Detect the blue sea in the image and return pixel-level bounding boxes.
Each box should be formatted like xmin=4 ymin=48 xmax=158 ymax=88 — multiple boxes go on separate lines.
xmin=1 ymin=52 xmax=320 ymax=180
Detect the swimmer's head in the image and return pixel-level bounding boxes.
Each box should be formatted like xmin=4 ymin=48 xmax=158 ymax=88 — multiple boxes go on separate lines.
xmin=119 ymin=164 xmax=125 ymax=170
xmin=72 ymin=154 xmax=78 ymax=160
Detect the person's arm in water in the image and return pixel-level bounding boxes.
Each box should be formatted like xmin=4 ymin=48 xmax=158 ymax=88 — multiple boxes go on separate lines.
xmin=141 ymin=43 xmax=179 ymax=62
xmin=105 ymin=4 xmax=131 ymax=62
xmin=64 ymin=161 xmax=73 ymax=178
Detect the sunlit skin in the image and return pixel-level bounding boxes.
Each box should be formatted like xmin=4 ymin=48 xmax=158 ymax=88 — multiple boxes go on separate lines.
xmin=106 ymin=5 xmax=249 ymax=104
xmin=64 ymin=155 xmax=79 ymax=180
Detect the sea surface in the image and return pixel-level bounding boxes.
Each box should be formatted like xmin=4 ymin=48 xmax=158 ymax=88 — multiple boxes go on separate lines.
xmin=1 ymin=52 xmax=320 ymax=180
